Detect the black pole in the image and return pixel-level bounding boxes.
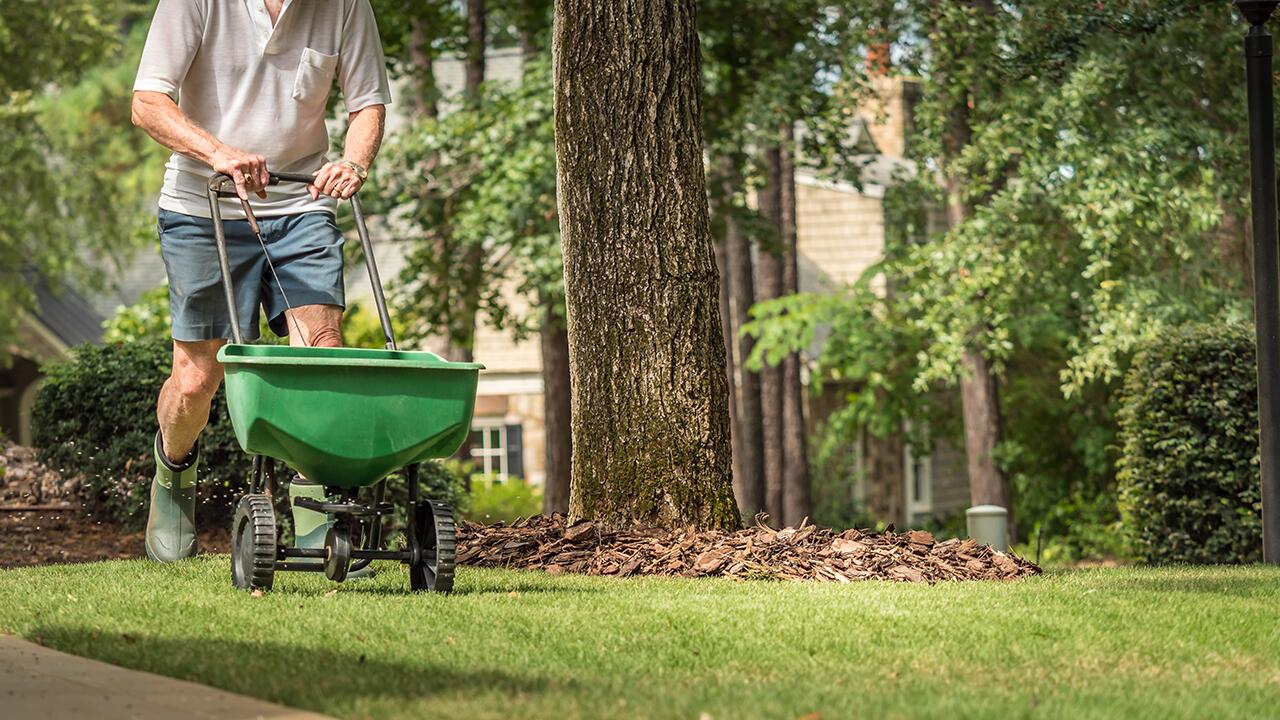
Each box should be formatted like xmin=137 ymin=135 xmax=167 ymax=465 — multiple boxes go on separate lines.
xmin=1239 ymin=0 xmax=1280 ymax=563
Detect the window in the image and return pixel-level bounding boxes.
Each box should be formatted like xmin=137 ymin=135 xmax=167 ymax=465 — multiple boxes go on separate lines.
xmin=903 ymin=423 xmax=933 ymax=522
xmin=468 ymin=419 xmax=524 ymax=482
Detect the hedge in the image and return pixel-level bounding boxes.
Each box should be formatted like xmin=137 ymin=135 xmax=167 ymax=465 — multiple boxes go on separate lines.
xmin=31 ymin=339 xmax=462 ymax=531
xmin=1116 ymin=323 xmax=1262 ymax=564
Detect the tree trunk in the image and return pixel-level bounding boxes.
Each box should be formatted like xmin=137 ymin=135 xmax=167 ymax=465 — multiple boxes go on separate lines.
xmin=451 ymin=0 xmax=487 ymax=467
xmin=778 ymin=131 xmax=811 ymax=527
xmin=553 ymin=0 xmax=739 ymax=531
xmin=721 ymin=159 xmax=764 ymax=521
xmin=465 ymin=0 xmax=486 ymax=100
xmin=712 ymin=186 xmax=743 ymax=519
xmin=756 ymin=145 xmax=786 ymax=526
xmin=540 ymin=295 xmax=573 ymax=514
xmin=407 ymin=17 xmax=439 ymax=119
xmin=961 ymin=348 xmax=1010 ymax=511
xmin=863 ymin=428 xmax=905 ymax=526
xmin=938 ymin=0 xmax=1013 ymax=540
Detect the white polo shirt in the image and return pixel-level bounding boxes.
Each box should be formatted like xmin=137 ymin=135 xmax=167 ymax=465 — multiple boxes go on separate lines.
xmin=134 ymin=0 xmax=392 ymax=219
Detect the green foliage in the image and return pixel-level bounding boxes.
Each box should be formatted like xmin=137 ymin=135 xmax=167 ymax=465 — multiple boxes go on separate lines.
xmin=1117 ymin=324 xmax=1262 ymax=565
xmin=102 ymin=284 xmax=172 ymax=343
xmin=2 ymin=3 xmax=160 ymax=350
xmin=370 ymin=55 xmax=561 ymax=345
xmin=462 ymin=477 xmax=542 ymax=525
xmin=29 ymin=340 xmax=251 ymax=529
xmin=746 ymin=1 xmax=1256 ymax=559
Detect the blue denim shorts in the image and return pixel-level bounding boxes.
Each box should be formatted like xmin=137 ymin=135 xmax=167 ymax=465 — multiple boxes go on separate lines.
xmin=157 ymin=209 xmax=345 ymax=342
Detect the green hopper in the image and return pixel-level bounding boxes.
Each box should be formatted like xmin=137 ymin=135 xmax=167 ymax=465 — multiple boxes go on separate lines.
xmin=208 ymin=171 xmax=482 ymax=594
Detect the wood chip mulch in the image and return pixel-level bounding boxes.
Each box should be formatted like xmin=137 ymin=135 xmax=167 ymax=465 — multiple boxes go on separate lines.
xmin=457 ymin=513 xmax=1040 ymax=583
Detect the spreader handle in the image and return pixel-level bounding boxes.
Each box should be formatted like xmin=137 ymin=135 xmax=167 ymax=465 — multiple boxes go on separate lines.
xmin=204 ymin=172 xmax=398 ymax=350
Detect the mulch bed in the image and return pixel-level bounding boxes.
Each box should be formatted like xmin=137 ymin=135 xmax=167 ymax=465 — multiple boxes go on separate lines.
xmin=4 ymin=442 xmax=1038 ymax=581
xmin=457 ymin=513 xmax=1040 ymax=583
xmin=0 ymin=510 xmax=231 ymax=569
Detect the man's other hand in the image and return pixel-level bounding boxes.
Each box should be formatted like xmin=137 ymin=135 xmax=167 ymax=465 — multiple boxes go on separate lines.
xmin=309 ymin=161 xmax=365 ymax=200
xmin=211 ymin=149 xmax=269 ymax=200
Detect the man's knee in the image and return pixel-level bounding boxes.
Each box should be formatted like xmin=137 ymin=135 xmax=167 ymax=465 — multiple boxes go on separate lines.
xmin=309 ymin=325 xmax=342 ymax=348
xmin=169 ymin=340 xmax=225 ymax=402
xmin=287 ymin=305 xmax=343 ymax=348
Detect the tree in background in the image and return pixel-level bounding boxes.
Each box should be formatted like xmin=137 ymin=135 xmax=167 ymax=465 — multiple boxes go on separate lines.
xmin=748 ymin=0 xmax=1252 ymax=554
xmin=554 ymin=0 xmax=739 ymax=530
xmin=0 ymin=0 xmax=154 ymax=350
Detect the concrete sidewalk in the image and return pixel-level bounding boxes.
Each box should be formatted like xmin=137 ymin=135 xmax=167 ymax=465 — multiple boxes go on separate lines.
xmin=0 ymin=635 xmax=333 ymax=720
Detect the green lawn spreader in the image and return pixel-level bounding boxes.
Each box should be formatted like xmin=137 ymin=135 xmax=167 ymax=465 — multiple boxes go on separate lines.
xmin=206 ymin=172 xmax=482 ymax=593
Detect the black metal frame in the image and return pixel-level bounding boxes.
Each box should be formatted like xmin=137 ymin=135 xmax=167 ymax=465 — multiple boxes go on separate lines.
xmin=1237 ymin=1 xmax=1280 ymax=564
xmin=207 ymin=173 xmax=436 ymax=583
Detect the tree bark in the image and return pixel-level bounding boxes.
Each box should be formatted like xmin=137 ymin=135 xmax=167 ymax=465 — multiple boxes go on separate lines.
xmin=720 ymin=159 xmax=764 ymax=521
xmin=540 ymin=295 xmax=573 ymax=514
xmin=778 ymin=131 xmax=811 ymax=527
xmin=407 ymin=17 xmax=439 ymax=119
xmin=756 ymin=145 xmax=786 ymax=526
xmin=711 ymin=184 xmax=743 ymax=519
xmin=553 ymin=0 xmax=739 ymax=531
xmin=961 ymin=348 xmax=1009 ymax=513
xmin=465 ymin=0 xmax=486 ymax=100
xmin=863 ymin=428 xmax=905 ymax=526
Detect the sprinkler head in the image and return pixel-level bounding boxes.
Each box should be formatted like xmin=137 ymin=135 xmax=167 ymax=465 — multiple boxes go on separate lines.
xmin=1237 ymin=0 xmax=1280 ymax=26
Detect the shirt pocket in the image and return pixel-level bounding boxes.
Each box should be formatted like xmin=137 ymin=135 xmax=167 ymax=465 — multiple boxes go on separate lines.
xmin=292 ymin=47 xmax=339 ymax=109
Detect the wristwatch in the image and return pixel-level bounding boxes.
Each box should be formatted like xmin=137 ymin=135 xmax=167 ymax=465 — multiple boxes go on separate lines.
xmin=338 ymin=160 xmax=368 ymax=180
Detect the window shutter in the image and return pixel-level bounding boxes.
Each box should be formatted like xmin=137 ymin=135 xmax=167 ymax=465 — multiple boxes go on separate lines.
xmin=505 ymin=423 xmax=524 ymax=480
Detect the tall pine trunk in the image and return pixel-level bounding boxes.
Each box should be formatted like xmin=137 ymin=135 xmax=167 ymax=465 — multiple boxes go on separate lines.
xmin=939 ymin=0 xmax=1013 ymax=539
xmin=465 ymin=0 xmax=486 ymax=100
xmin=553 ymin=0 xmax=739 ymax=530
xmin=778 ymin=130 xmax=811 ymax=526
xmin=713 ymin=210 xmax=742 ymax=511
xmin=721 ymin=160 xmax=764 ymax=521
xmin=711 ymin=156 xmax=750 ymax=521
xmin=540 ymin=294 xmax=573 ymax=514
xmin=451 ymin=0 xmax=487 ymax=470
xmin=756 ymin=146 xmax=786 ymax=526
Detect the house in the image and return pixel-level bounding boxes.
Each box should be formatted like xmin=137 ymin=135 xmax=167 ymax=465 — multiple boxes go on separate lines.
xmin=3 ymin=281 xmax=107 ymax=445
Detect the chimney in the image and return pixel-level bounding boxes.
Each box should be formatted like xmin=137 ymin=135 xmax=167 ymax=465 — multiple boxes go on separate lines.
xmin=866 ymin=31 xmax=891 ymax=76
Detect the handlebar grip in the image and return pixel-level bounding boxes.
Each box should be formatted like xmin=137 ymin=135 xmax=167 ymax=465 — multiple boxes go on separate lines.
xmin=207 ymin=171 xmax=321 ymax=196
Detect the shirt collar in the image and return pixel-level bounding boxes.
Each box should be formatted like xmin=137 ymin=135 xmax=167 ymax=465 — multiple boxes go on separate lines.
xmin=244 ymin=0 xmax=297 ymax=55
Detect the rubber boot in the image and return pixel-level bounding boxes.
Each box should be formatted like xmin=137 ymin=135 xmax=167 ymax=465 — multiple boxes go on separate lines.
xmin=145 ymin=431 xmax=199 ymax=562
xmin=289 ymin=478 xmax=375 ymax=580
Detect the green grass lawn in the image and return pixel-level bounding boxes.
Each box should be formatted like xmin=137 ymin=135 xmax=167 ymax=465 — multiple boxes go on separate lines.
xmin=0 ymin=559 xmax=1278 ymax=719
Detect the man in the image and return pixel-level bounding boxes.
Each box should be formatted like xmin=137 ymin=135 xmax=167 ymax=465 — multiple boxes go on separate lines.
xmin=131 ymin=0 xmax=391 ymax=562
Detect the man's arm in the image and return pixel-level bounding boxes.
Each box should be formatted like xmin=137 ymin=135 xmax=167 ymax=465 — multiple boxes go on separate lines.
xmin=131 ymin=91 xmax=269 ymax=201
xmin=308 ymin=103 xmax=386 ymax=201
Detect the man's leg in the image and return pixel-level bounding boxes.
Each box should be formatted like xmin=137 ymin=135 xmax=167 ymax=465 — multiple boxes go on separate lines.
xmin=147 ymin=339 xmax=226 ymax=562
xmin=157 ymin=339 xmax=227 ymax=462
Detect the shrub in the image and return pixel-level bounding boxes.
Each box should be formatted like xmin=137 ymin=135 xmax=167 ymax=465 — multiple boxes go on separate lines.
xmin=464 ymin=477 xmax=542 ymax=524
xmin=31 ymin=340 xmax=468 ymax=532
xmin=1116 ymin=323 xmax=1261 ymax=564
xmin=31 ymin=339 xmax=250 ymax=529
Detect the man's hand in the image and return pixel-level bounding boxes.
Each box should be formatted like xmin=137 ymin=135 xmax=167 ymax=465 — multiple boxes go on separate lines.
xmin=211 ymin=148 xmax=269 ymax=200
xmin=308 ymin=161 xmax=365 ymax=200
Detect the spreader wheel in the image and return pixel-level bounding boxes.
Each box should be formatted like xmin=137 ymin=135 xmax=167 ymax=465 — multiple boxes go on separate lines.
xmin=324 ymin=523 xmax=352 ymax=582
xmin=231 ymin=494 xmax=276 ymax=591
xmin=410 ymin=501 xmax=456 ymax=593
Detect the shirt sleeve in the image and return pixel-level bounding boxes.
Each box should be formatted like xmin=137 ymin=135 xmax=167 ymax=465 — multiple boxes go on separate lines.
xmin=338 ymin=0 xmax=393 ymax=113
xmin=133 ymin=0 xmax=205 ymax=100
